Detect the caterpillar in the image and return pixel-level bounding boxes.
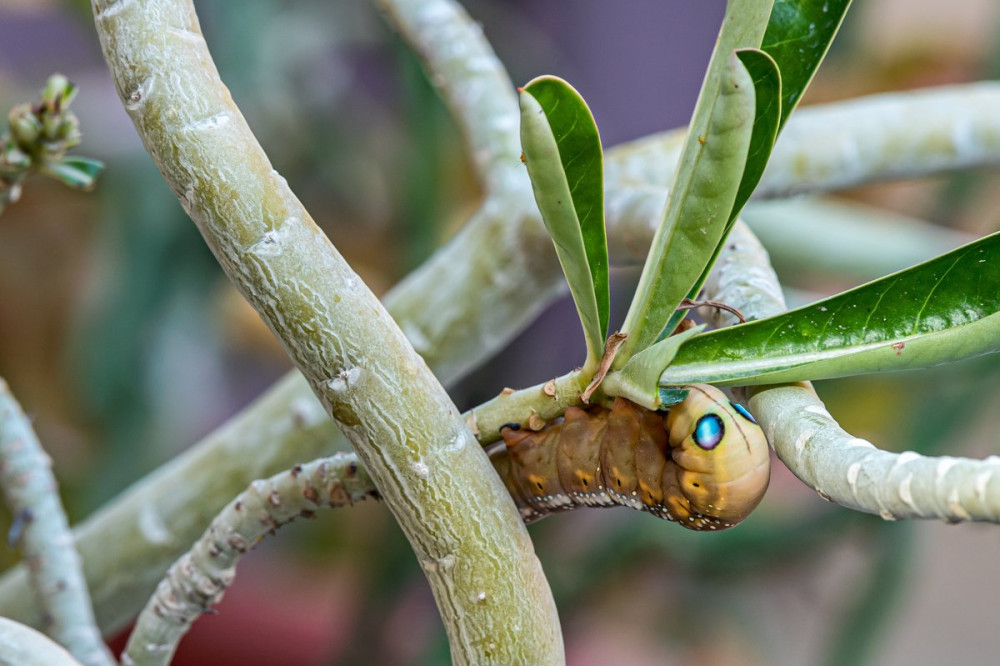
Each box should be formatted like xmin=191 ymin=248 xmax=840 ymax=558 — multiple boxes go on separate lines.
xmin=492 ymin=384 xmax=770 ymax=531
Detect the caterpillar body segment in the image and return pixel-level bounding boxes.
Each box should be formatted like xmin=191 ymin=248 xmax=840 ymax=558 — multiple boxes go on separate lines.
xmin=495 ymin=384 xmax=770 ymax=531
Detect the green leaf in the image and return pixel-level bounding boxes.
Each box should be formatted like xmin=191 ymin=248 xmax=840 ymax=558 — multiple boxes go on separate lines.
xmin=662 ymin=49 xmax=782 ymax=338
xmin=659 ymin=232 xmax=1000 ymax=386
xmin=43 ymin=156 xmax=104 ymax=190
xmin=655 ymin=1 xmax=851 ymax=341
xmin=731 ymin=49 xmax=781 ymax=222
xmin=41 ymin=73 xmax=77 ymax=108
xmin=658 ymin=387 xmax=691 ymax=408
xmin=761 ymin=0 xmax=853 ymax=129
xmin=602 ymin=325 xmax=705 ymax=410
xmin=616 ymin=49 xmax=761 ymax=364
xmin=519 ymin=76 xmax=609 ymax=367
xmin=616 ymin=0 xmax=774 ymax=366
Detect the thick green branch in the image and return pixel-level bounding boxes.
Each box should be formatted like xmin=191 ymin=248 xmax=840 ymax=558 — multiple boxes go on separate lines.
xmin=0 ymin=379 xmax=114 ymax=666
xmin=90 ymin=0 xmax=561 ymax=663
xmin=0 ymin=127 xmax=564 ymax=643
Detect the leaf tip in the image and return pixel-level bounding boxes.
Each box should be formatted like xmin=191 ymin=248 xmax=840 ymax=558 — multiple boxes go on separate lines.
xmin=658 ymin=387 xmax=691 ymax=408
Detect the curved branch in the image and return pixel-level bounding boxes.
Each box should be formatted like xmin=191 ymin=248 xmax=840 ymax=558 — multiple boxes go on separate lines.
xmin=122 ymin=454 xmax=375 ymax=665
xmin=0 ymin=13 xmax=564 ymax=636
xmin=700 ymin=220 xmax=787 ymax=327
xmin=90 ymin=0 xmax=562 ymax=663
xmin=0 ymin=617 xmax=83 ymax=666
xmin=0 ymin=372 xmax=342 ymax=634
xmin=0 ymin=379 xmax=115 ymax=666
xmin=750 ymin=385 xmax=1000 ymax=523
xmin=702 ymin=219 xmax=1000 ymax=524
xmin=373 ymin=0 xmax=522 ymax=193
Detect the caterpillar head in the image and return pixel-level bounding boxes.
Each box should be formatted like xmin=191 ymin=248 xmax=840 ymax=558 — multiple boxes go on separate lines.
xmin=663 ymin=384 xmax=770 ymax=530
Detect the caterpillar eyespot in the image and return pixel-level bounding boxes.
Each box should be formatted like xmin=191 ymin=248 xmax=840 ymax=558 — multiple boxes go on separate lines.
xmin=693 ymin=413 xmax=724 ymax=450
xmin=492 ymin=384 xmax=770 ymax=531
xmin=731 ymin=401 xmax=757 ymax=424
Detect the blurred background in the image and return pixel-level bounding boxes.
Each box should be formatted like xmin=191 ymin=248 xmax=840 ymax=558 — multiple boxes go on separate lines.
xmin=1 ymin=0 xmax=1000 ymax=664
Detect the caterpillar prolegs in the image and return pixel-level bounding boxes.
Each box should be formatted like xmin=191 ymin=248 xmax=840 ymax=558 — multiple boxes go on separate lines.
xmin=492 ymin=384 xmax=770 ymax=531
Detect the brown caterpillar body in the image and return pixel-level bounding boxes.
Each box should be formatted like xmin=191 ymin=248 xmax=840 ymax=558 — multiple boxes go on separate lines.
xmin=494 ymin=384 xmax=770 ymax=531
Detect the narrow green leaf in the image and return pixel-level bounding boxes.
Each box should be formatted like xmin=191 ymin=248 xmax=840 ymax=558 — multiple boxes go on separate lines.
xmin=659 ymin=232 xmax=1000 ymax=386
xmin=43 ymin=156 xmax=104 ymax=190
xmin=519 ymin=76 xmax=608 ymax=366
xmin=616 ymin=50 xmax=760 ymax=364
xmin=731 ymin=48 xmax=781 ymax=221
xmin=602 ymin=324 xmax=705 ymax=410
xmin=616 ymin=0 xmax=773 ymax=366
xmin=41 ymin=74 xmax=78 ymax=108
xmin=655 ymin=1 xmax=851 ymax=340
xmin=660 ymin=49 xmax=783 ymax=339
xmin=762 ymin=0 xmax=852 ymax=129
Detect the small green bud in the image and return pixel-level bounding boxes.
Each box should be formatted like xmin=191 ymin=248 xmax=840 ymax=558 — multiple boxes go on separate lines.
xmin=41 ymin=74 xmax=76 ymax=110
xmin=41 ymin=112 xmax=61 ymax=141
xmin=57 ymin=116 xmax=81 ymax=146
xmin=8 ymin=107 xmax=41 ymax=148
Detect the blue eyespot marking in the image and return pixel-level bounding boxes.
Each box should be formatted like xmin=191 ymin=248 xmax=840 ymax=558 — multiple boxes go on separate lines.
xmin=731 ymin=401 xmax=757 ymax=424
xmin=694 ymin=414 xmax=724 ymax=450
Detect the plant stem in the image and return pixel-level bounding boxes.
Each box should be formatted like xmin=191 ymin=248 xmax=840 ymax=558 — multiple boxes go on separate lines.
xmin=0 ymin=379 xmax=115 ymax=666
xmin=374 ymin=0 xmax=522 ymax=193
xmin=91 ymin=0 xmax=562 ymax=662
xmin=121 ymin=454 xmax=376 ymax=665
xmin=467 ymin=371 xmax=588 ymax=446
xmin=0 ymin=617 xmax=84 ymax=666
